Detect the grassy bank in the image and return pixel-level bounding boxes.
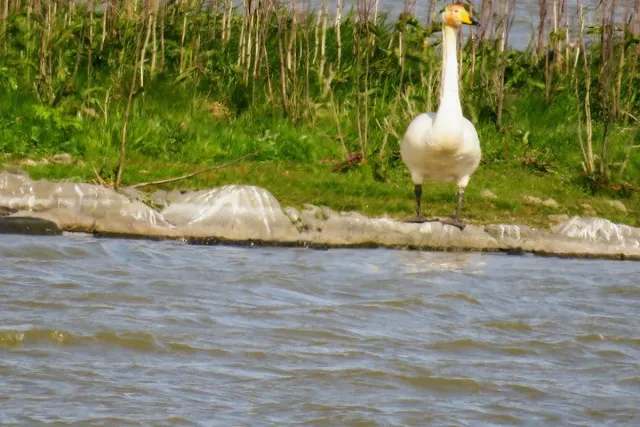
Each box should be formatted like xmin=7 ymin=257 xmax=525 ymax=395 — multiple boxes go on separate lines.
xmin=0 ymin=1 xmax=638 ymax=227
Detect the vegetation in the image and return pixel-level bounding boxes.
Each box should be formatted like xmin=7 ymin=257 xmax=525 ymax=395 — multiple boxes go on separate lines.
xmin=0 ymin=0 xmax=638 ymax=226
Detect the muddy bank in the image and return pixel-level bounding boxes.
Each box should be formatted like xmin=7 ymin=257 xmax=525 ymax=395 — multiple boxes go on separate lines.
xmin=1 ymin=169 xmax=638 ymax=260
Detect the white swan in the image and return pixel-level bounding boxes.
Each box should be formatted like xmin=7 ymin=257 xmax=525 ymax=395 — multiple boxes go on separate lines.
xmin=400 ymin=3 xmax=480 ymax=229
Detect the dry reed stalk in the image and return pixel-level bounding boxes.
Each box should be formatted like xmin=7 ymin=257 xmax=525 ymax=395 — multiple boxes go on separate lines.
xmin=221 ymin=0 xmax=227 ymax=41
xmin=125 ymin=0 xmax=134 ymax=21
xmin=335 ymin=0 xmax=343 ymax=66
xmin=537 ymin=0 xmax=547 ymax=58
xmin=86 ymin=0 xmax=94 ymax=81
xmin=2 ymin=0 xmax=9 ymax=52
xmin=159 ymin=0 xmax=166 ymax=70
xmin=312 ymin=5 xmax=320 ymax=64
xmin=179 ymin=9 xmax=187 ymax=72
xmin=115 ymin=28 xmax=144 ymax=190
xmin=575 ymin=0 xmax=595 ymax=174
xmin=244 ymin=1 xmax=256 ymax=83
xmin=319 ymin=0 xmax=328 ymax=82
xmin=253 ymin=1 xmax=269 ymax=81
xmin=150 ymin=0 xmax=158 ymax=75
xmin=286 ymin=0 xmax=297 ymax=71
xmin=303 ymin=0 xmax=311 ymax=117
xmin=496 ymin=0 xmax=515 ymax=128
xmin=131 ymin=152 xmax=260 ymax=189
xmin=274 ymin=5 xmax=289 ymax=115
xmin=552 ymin=0 xmax=559 ymax=67
xmin=100 ymin=0 xmax=108 ymax=50
xmin=237 ymin=0 xmax=247 ymax=68
xmin=329 ymin=86 xmax=349 ymax=160
xmin=224 ymin=0 xmax=233 ymax=43
xmin=140 ymin=13 xmax=153 ymax=87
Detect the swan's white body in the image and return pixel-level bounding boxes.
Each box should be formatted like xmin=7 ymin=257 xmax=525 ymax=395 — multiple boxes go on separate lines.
xmin=400 ymin=24 xmax=481 ymax=192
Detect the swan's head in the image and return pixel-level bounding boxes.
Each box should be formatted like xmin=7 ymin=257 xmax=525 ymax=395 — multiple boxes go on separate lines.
xmin=441 ymin=3 xmax=479 ymax=28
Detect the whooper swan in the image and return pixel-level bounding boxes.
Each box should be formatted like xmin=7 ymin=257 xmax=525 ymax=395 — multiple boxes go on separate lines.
xmin=400 ymin=3 xmax=480 ymax=230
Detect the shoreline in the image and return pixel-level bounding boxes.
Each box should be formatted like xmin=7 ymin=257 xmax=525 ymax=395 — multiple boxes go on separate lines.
xmin=1 ymin=169 xmax=639 ymax=262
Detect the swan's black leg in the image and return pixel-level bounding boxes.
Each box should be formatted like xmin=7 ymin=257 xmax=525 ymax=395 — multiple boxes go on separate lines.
xmin=415 ymin=184 xmax=422 ymax=217
xmin=405 ymin=184 xmax=439 ymax=223
xmin=439 ymin=187 xmax=467 ymax=230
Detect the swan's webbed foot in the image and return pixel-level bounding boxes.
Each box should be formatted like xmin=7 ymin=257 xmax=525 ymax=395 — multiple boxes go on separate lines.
xmin=439 ymin=216 xmax=466 ymax=230
xmin=404 ymin=215 xmax=439 ymax=224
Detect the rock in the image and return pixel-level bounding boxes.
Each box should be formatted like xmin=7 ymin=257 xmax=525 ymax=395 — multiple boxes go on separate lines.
xmin=299 ymin=204 xmax=329 ymax=232
xmin=485 ymin=224 xmax=537 ymax=241
xmin=552 ymin=217 xmax=640 ymax=248
xmin=161 ymin=185 xmax=298 ymax=241
xmin=0 ymin=206 xmax=15 ymax=217
xmin=0 ymin=216 xmax=62 ymax=236
xmin=548 ymin=214 xmax=570 ymax=224
xmin=120 ymin=186 xmax=143 ymax=202
xmin=283 ymin=206 xmax=301 ymax=224
xmin=607 ymin=200 xmax=628 ymax=213
xmin=0 ymin=170 xmax=177 ymax=236
xmin=165 ymin=189 xmax=187 ymax=205
xmin=542 ymin=198 xmax=559 ymax=208
xmin=481 ymin=189 xmax=498 ymax=200
xmin=150 ymin=190 xmax=168 ymax=209
xmin=51 ymin=153 xmax=73 ymax=165
xmin=523 ymin=195 xmax=543 ymax=205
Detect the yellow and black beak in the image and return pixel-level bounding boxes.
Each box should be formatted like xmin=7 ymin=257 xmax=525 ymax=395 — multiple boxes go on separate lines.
xmin=460 ymin=9 xmax=480 ymax=26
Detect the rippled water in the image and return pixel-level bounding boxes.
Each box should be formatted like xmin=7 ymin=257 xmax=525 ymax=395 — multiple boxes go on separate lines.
xmin=1 ymin=234 xmax=640 ymax=426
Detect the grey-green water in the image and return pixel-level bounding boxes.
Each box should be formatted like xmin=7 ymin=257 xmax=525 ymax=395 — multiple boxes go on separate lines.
xmin=1 ymin=234 xmax=639 ymax=426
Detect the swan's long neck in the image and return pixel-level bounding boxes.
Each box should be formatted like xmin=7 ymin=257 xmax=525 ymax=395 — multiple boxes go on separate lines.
xmin=437 ymin=25 xmax=462 ymax=119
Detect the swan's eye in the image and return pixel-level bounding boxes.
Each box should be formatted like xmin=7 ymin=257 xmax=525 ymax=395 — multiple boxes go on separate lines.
xmin=454 ymin=9 xmax=459 ymax=13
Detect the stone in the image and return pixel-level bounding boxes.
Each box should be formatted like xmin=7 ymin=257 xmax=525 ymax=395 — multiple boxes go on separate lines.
xmin=51 ymin=153 xmax=73 ymax=165
xmin=299 ymin=204 xmax=328 ymax=232
xmin=0 ymin=170 xmax=176 ymax=236
xmin=283 ymin=206 xmax=301 ymax=224
xmin=485 ymin=224 xmax=537 ymax=241
xmin=552 ymin=217 xmax=640 ymax=249
xmin=541 ymin=199 xmax=559 ymax=208
xmin=120 ymin=186 xmax=143 ymax=202
xmin=481 ymin=189 xmax=498 ymax=200
xmin=0 ymin=206 xmax=15 ymax=217
xmin=0 ymin=216 xmax=62 ymax=236
xmin=303 ymin=211 xmax=500 ymax=250
xmin=523 ymin=195 xmax=543 ymax=205
xmin=607 ymin=200 xmax=628 ymax=213
xmin=150 ymin=190 xmax=168 ymax=209
xmin=161 ymin=185 xmax=298 ymax=241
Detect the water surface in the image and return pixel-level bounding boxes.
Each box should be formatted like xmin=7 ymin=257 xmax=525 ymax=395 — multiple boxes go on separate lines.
xmin=1 ymin=234 xmax=639 ymax=425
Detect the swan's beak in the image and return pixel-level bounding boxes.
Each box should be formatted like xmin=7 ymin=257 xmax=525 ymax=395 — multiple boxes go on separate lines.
xmin=460 ymin=11 xmax=480 ymax=26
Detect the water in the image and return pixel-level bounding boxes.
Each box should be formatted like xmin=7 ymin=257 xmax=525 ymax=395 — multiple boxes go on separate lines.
xmin=1 ymin=234 xmax=640 ymax=426
xmin=342 ymin=0 xmax=636 ymax=50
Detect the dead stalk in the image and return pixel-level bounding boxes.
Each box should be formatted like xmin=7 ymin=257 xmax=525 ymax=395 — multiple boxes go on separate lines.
xmin=115 ymin=29 xmax=144 ymax=190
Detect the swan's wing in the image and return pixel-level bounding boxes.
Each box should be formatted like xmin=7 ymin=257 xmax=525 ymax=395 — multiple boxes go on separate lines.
xmin=400 ymin=113 xmax=436 ymax=155
xmin=461 ymin=118 xmax=481 ymax=163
